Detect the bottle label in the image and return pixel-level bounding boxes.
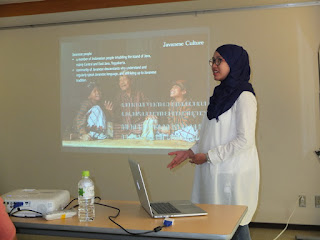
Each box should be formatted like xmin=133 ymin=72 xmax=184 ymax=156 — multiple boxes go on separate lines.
xmin=78 ymin=186 xmax=94 ymax=198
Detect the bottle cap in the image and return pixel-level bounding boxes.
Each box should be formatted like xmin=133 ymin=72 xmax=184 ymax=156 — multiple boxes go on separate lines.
xmin=82 ymin=171 xmax=90 ymax=177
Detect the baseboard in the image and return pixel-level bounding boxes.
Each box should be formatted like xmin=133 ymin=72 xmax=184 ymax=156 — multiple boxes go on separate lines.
xmin=295 ymin=236 xmax=320 ymax=240
xmin=249 ymin=222 xmax=320 ymax=231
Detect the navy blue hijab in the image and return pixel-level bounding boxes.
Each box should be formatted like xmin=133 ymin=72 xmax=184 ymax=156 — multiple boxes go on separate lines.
xmin=207 ymin=44 xmax=255 ymax=121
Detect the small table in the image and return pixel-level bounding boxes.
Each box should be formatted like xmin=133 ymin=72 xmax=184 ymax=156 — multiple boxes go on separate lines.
xmin=12 ymin=200 xmax=247 ymax=240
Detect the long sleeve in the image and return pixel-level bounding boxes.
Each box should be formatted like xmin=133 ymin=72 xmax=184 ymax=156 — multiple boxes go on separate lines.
xmin=208 ymin=92 xmax=257 ymax=164
xmin=76 ymin=100 xmax=93 ymax=135
xmin=168 ymin=99 xmax=193 ymax=132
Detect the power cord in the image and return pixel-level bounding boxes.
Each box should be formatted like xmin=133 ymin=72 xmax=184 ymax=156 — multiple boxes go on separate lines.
xmin=8 ymin=202 xmax=43 ymax=218
xmin=9 ymin=209 xmax=43 ymax=218
xmin=8 ymin=196 xmax=168 ymax=235
xmin=95 ymin=202 xmax=166 ymax=235
xmin=7 ymin=197 xmax=86 ymax=218
xmin=65 ymin=197 xmax=167 ymax=235
xmin=64 ymin=196 xmax=102 ymax=210
xmin=272 ymin=196 xmax=300 ymax=240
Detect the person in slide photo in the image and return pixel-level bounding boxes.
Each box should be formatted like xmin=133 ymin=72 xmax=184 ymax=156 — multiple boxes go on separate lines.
xmin=0 ymin=196 xmax=17 ymax=240
xmin=167 ymin=44 xmax=259 ymax=240
xmin=75 ymin=82 xmax=111 ymax=141
xmin=158 ymin=80 xmax=198 ymax=142
xmin=112 ymin=73 xmax=154 ymax=139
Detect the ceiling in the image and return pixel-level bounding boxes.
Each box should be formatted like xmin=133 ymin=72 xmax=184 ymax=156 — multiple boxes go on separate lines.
xmin=0 ymin=0 xmax=41 ymax=4
xmin=0 ymin=0 xmax=194 ymax=18
xmin=0 ymin=0 xmax=319 ymax=28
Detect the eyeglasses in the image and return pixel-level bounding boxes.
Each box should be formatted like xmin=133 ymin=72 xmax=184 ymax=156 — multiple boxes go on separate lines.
xmin=209 ymin=57 xmax=224 ymax=66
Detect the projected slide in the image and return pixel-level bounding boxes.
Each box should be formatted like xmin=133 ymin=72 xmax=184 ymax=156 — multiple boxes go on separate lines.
xmin=61 ymin=27 xmax=210 ymax=153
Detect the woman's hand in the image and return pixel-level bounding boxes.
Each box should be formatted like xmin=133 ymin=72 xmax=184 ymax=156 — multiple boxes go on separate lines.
xmin=104 ymin=101 xmax=113 ymax=111
xmin=189 ymin=153 xmax=207 ymax=165
xmin=167 ymin=149 xmax=194 ymax=169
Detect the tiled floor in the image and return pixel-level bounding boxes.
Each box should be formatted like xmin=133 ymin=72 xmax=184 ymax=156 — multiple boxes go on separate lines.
xmin=17 ymin=228 xmax=320 ymax=240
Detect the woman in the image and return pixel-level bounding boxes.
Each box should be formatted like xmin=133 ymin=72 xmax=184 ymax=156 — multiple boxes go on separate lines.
xmin=167 ymin=44 xmax=259 ymax=240
xmin=75 ymin=82 xmax=108 ymax=140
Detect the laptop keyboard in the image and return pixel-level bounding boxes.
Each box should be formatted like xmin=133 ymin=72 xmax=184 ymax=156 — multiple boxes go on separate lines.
xmin=150 ymin=202 xmax=181 ymax=214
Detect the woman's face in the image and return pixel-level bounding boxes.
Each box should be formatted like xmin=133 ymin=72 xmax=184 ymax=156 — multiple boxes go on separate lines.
xmin=119 ymin=75 xmax=131 ymax=91
xmin=88 ymin=87 xmax=101 ymax=102
xmin=211 ymin=51 xmax=230 ymax=81
xmin=170 ymin=85 xmax=185 ymax=98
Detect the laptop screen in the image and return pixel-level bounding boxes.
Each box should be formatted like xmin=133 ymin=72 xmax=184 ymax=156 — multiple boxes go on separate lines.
xmin=128 ymin=159 xmax=154 ymax=217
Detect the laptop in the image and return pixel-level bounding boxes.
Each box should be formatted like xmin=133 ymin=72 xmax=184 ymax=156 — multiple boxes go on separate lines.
xmin=128 ymin=159 xmax=208 ymax=218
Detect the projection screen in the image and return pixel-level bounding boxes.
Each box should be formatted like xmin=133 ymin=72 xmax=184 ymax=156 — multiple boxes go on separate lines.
xmin=61 ymin=27 xmax=211 ymax=154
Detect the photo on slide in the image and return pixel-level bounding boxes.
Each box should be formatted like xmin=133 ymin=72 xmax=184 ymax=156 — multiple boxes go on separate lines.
xmin=60 ymin=27 xmax=211 ymax=153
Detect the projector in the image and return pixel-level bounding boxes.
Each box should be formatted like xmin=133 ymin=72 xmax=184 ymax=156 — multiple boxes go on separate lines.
xmin=2 ymin=189 xmax=70 ymax=217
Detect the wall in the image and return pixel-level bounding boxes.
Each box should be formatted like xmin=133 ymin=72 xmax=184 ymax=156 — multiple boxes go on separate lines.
xmin=0 ymin=5 xmax=320 ymax=225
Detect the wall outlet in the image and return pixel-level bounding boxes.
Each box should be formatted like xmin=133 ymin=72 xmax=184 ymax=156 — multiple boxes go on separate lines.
xmin=315 ymin=196 xmax=320 ymax=208
xmin=299 ymin=195 xmax=306 ymax=207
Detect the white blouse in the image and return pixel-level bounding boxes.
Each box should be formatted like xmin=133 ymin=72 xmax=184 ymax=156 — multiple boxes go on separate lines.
xmin=190 ymin=91 xmax=260 ymax=225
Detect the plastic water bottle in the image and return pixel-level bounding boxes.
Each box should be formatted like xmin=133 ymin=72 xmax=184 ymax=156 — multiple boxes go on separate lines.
xmin=78 ymin=170 xmax=95 ymax=222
